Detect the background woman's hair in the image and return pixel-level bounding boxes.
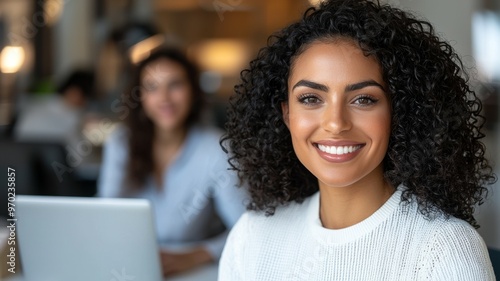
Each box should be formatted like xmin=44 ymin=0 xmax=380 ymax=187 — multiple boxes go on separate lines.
xmin=221 ymin=0 xmax=496 ymax=227
xmin=125 ymin=48 xmax=204 ymax=189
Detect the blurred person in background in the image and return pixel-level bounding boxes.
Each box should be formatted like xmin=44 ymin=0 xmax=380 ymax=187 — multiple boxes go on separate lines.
xmin=97 ymin=48 xmax=246 ymax=277
xmin=13 ymin=70 xmax=94 ymax=146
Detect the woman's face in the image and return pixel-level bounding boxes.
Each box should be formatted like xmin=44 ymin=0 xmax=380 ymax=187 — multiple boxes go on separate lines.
xmin=140 ymin=58 xmax=193 ymax=131
xmin=282 ymin=40 xmax=391 ymax=189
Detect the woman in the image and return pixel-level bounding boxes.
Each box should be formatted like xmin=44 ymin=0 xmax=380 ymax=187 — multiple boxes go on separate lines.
xmin=98 ymin=48 xmax=246 ymax=277
xmin=219 ymin=0 xmax=496 ymax=280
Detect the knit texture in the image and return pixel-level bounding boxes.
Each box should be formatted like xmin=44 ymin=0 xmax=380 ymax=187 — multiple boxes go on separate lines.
xmin=219 ymin=188 xmax=495 ymax=280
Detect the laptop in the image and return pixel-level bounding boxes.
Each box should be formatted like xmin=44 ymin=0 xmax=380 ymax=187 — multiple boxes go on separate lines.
xmin=16 ymin=195 xmax=163 ymax=281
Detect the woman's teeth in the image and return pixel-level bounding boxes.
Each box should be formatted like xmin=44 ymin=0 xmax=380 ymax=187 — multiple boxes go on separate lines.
xmin=317 ymin=144 xmax=361 ymax=155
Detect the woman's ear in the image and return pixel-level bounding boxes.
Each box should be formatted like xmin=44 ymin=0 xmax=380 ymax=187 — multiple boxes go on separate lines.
xmin=281 ymin=102 xmax=290 ymax=128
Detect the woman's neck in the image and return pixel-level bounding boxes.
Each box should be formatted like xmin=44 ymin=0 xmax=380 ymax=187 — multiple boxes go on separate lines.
xmin=154 ymin=125 xmax=188 ymax=148
xmin=318 ymin=168 xmax=394 ymax=230
xmin=151 ymin=125 xmax=189 ymax=188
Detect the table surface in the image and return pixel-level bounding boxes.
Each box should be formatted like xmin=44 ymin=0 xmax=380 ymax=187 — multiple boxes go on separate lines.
xmin=3 ymin=263 xmax=218 ymax=281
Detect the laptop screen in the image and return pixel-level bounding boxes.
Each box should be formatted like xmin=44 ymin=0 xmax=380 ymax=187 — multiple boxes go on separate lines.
xmin=16 ymin=195 xmax=163 ymax=281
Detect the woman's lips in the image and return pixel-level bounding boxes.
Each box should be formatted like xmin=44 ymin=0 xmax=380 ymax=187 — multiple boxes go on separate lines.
xmin=314 ymin=142 xmax=365 ymax=163
xmin=157 ymin=105 xmax=176 ymax=117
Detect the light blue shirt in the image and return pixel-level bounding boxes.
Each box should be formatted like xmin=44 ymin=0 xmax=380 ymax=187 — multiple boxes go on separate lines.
xmin=97 ymin=125 xmax=247 ymax=259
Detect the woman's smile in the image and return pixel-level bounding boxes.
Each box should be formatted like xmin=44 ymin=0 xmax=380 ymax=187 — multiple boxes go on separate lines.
xmin=314 ymin=141 xmax=365 ymax=163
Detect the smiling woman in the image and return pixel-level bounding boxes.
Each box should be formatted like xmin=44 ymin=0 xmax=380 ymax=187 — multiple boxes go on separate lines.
xmin=97 ymin=48 xmax=247 ymax=278
xmin=218 ymin=0 xmax=497 ymax=280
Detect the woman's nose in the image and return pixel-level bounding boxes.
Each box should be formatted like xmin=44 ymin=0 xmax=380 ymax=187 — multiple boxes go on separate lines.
xmin=157 ymin=86 xmax=173 ymax=101
xmin=320 ymin=102 xmax=352 ymax=134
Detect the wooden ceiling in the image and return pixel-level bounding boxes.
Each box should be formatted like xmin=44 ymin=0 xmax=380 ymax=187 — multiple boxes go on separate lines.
xmin=152 ymin=0 xmax=311 ymax=47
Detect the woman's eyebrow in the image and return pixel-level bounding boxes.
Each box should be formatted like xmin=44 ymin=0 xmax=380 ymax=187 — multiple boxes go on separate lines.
xmin=345 ymin=80 xmax=385 ymax=92
xmin=292 ymin=80 xmax=329 ymax=92
xmin=292 ymin=79 xmax=385 ymax=93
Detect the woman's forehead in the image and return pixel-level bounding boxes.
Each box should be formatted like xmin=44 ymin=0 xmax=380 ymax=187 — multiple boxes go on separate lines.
xmin=141 ymin=58 xmax=186 ymax=81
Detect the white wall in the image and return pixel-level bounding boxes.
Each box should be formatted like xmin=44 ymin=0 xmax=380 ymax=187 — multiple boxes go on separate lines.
xmin=54 ymin=0 xmax=94 ymax=80
xmin=395 ymin=0 xmax=500 ymax=250
xmin=397 ymin=0 xmax=479 ymax=65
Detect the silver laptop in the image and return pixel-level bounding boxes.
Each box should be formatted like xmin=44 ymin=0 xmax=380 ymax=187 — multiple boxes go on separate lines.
xmin=16 ymin=195 xmax=163 ymax=281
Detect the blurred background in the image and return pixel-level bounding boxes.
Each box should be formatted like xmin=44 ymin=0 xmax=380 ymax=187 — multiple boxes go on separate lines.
xmin=0 ymin=0 xmax=499 ymax=275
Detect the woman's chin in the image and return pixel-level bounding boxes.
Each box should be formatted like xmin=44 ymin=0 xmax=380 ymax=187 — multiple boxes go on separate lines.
xmin=155 ymin=119 xmax=185 ymax=132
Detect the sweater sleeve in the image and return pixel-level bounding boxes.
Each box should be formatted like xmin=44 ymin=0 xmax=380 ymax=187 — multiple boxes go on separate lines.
xmin=96 ymin=126 xmax=128 ymax=198
xmin=218 ymin=212 xmax=249 ymax=281
xmin=204 ymin=143 xmax=248 ymax=260
xmin=421 ymin=219 xmax=496 ymax=281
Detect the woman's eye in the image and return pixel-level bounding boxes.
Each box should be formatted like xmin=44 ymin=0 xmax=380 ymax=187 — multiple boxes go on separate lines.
xmin=168 ymin=80 xmax=184 ymax=91
xmin=143 ymin=84 xmax=157 ymax=92
xmin=298 ymin=95 xmax=321 ymax=105
xmin=353 ymin=95 xmax=378 ymax=106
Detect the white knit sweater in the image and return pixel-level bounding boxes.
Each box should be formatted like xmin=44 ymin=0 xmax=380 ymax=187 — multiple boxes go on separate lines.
xmin=218 ymin=188 xmax=495 ymax=280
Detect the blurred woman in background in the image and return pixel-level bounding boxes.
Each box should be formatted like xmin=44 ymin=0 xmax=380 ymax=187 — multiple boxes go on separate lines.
xmin=98 ymin=48 xmax=246 ymax=277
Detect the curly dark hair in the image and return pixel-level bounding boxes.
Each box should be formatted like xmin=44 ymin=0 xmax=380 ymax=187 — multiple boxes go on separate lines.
xmin=125 ymin=48 xmax=204 ymax=189
xmin=221 ymin=0 xmax=496 ymax=228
